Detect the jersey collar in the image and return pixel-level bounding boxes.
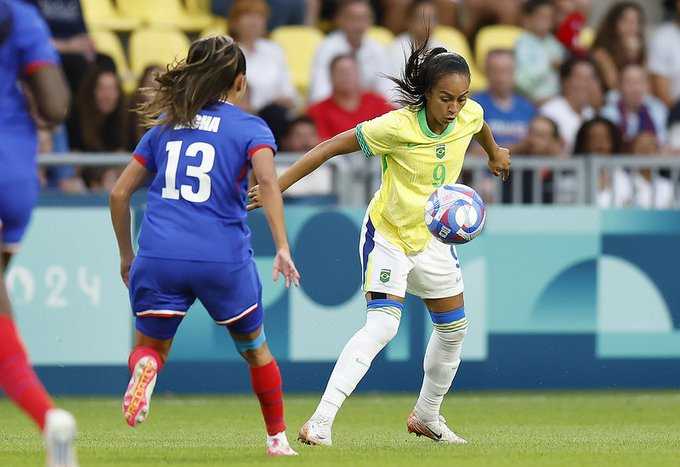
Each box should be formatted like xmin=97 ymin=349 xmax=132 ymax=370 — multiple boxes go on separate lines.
xmin=417 ymin=107 xmax=455 ymax=139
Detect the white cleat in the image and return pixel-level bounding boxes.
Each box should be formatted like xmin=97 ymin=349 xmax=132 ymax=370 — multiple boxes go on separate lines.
xmin=407 ymin=411 xmax=467 ymax=444
xmin=298 ymin=415 xmax=333 ymax=446
xmin=44 ymin=409 xmax=78 ymax=467
xmin=266 ymin=432 xmax=299 ymax=456
xmin=122 ymin=356 xmax=158 ymax=427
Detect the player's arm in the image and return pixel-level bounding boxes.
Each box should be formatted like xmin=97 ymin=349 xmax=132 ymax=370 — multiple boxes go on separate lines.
xmin=24 ymin=65 xmax=70 ymax=126
xmin=247 ymin=129 xmax=359 ymax=209
xmin=474 ymin=121 xmax=511 ymax=181
xmin=251 ymin=148 xmax=300 ymax=288
xmin=109 ymin=160 xmax=148 ymax=287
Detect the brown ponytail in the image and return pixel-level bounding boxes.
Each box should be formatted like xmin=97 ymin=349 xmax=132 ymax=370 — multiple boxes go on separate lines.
xmin=136 ymin=35 xmax=246 ymax=129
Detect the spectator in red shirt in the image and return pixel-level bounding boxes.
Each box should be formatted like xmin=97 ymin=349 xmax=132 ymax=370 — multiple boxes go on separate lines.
xmin=307 ymin=54 xmax=393 ymax=140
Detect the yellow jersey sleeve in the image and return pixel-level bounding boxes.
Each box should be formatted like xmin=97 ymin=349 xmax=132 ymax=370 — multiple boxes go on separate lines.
xmin=355 ymin=110 xmax=403 ymax=158
xmin=466 ymin=98 xmax=485 ymax=135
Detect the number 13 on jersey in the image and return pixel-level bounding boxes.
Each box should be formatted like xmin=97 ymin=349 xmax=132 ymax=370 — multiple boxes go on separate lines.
xmin=162 ymin=140 xmax=215 ymax=202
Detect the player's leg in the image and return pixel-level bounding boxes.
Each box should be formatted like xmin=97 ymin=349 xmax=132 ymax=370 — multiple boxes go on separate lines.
xmin=300 ymin=218 xmax=409 ymax=446
xmin=406 ymin=243 xmax=467 ymax=444
xmin=124 ymin=257 xmax=191 ymax=427
xmin=198 ymin=259 xmax=297 ymax=456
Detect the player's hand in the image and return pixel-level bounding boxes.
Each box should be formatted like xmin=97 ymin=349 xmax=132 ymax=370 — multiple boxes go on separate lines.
xmin=120 ymin=254 xmax=135 ymax=288
xmin=247 ymin=185 xmax=262 ymax=211
xmin=488 ymin=146 xmax=511 ymax=181
xmin=273 ymin=248 xmax=300 ymax=288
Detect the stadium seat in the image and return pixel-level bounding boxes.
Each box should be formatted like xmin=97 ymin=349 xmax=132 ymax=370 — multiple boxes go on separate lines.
xmin=199 ymin=18 xmax=228 ymax=39
xmin=129 ymin=28 xmax=191 ymax=77
xmin=475 ymin=25 xmax=523 ymax=69
xmin=89 ymin=29 xmax=136 ymax=93
xmin=367 ymin=26 xmax=394 ymax=46
xmin=434 ymin=26 xmax=487 ymax=92
xmin=271 ymin=26 xmax=324 ymax=97
xmin=80 ymin=0 xmax=140 ymax=31
xmin=185 ymin=0 xmax=212 ymax=14
xmin=117 ymin=0 xmax=214 ymax=31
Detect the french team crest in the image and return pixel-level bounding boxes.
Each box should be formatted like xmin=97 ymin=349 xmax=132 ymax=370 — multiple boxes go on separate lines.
xmin=379 ymin=269 xmax=391 ymax=283
xmin=435 ymin=144 xmax=446 ymax=159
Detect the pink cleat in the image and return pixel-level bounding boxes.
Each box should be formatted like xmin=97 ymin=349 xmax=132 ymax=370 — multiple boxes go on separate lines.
xmin=266 ymin=432 xmax=299 ymax=456
xmin=122 ymin=356 xmax=158 ymax=427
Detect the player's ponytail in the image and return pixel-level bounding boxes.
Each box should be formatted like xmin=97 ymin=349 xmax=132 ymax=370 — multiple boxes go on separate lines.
xmin=388 ymin=32 xmax=471 ymax=109
xmin=136 ymin=35 xmax=246 ymax=129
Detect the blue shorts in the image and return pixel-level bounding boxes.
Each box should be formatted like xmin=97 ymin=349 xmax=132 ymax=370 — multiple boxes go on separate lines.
xmin=0 ymin=179 xmax=39 ymax=253
xmin=129 ymin=256 xmax=264 ymax=340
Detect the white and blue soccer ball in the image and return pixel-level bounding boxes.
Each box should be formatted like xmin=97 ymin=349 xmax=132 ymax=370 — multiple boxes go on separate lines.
xmin=424 ymin=184 xmax=486 ymax=245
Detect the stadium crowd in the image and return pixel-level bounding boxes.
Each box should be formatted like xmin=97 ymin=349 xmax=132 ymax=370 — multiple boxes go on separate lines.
xmin=26 ymin=0 xmax=680 ymax=207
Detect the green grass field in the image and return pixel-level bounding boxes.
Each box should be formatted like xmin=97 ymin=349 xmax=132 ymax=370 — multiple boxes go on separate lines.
xmin=1 ymin=392 xmax=679 ymax=466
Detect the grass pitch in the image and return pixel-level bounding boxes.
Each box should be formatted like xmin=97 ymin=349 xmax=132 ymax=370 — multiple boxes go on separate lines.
xmin=1 ymin=392 xmax=679 ymax=466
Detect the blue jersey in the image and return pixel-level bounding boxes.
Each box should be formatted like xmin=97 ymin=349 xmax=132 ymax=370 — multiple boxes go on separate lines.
xmin=133 ymin=102 xmax=276 ymax=263
xmin=0 ymin=0 xmax=60 ymax=183
xmin=472 ymin=91 xmax=536 ymax=146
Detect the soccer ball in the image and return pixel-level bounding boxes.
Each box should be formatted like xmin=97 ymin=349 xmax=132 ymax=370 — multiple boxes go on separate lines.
xmin=424 ymin=184 xmax=486 ymax=244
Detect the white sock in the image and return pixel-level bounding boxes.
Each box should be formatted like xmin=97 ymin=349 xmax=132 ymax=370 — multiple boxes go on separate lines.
xmin=414 ymin=327 xmax=467 ymax=423
xmin=314 ymin=306 xmax=401 ymax=422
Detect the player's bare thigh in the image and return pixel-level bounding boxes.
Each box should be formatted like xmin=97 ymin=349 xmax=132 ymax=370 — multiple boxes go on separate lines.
xmin=424 ymin=293 xmax=464 ymax=313
xmin=365 ymin=292 xmax=405 ymax=304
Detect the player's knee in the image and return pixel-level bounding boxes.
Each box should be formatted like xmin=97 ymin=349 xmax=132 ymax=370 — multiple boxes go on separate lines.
xmin=365 ymin=299 xmax=403 ymax=346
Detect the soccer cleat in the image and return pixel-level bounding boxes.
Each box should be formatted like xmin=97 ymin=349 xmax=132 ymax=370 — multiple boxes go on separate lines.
xmin=266 ymin=431 xmax=299 ymax=456
xmin=122 ymin=356 xmax=158 ymax=427
xmin=44 ymin=408 xmax=78 ymax=467
xmin=407 ymin=411 xmax=467 ymax=444
xmin=297 ymin=415 xmax=333 ymax=446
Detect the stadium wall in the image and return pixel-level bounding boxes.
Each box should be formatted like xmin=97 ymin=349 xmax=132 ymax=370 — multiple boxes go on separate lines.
xmin=8 ymin=197 xmax=680 ymax=394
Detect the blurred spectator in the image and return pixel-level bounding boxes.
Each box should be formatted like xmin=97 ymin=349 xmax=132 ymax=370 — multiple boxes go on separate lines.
xmin=601 ymin=64 xmax=668 ymax=149
xmin=649 ymin=0 xmax=680 ymax=107
xmin=515 ymin=0 xmax=566 ymax=103
xmin=666 ymin=100 xmax=680 ymax=152
xmin=554 ymin=0 xmax=590 ymax=56
xmin=540 ymin=57 xmax=597 ymax=153
xmin=624 ymin=132 xmax=675 ymax=208
xmin=591 ymin=2 xmax=646 ymax=92
xmin=473 ymin=50 xmax=536 ymax=148
xmin=309 ymin=0 xmax=392 ymax=103
xmin=375 ymin=0 xmax=412 ymax=34
xmin=502 ymin=116 xmax=562 ymax=204
xmin=229 ymin=0 xmax=298 ymax=112
xmin=387 ymin=0 xmax=444 ymax=82
xmin=37 ymin=127 xmax=86 ymax=193
xmin=127 ymin=65 xmax=163 ymax=150
xmin=281 ymin=116 xmax=319 ymax=153
xmin=307 ymin=54 xmax=393 ymax=139
xmin=34 ymin=0 xmax=96 ymax=93
xmin=458 ymin=0 xmax=523 ymax=41
xmin=212 ymin=0 xmax=318 ymax=29
xmin=70 ymin=67 xmax=127 ymax=191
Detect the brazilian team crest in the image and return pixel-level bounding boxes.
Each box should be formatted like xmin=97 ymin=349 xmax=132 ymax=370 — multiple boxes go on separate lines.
xmin=435 ymin=144 xmax=446 ymax=159
xmin=379 ymin=269 xmax=391 ymax=283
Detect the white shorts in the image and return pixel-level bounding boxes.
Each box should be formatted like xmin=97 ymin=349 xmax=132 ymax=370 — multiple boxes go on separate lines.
xmin=359 ymin=212 xmax=464 ymax=299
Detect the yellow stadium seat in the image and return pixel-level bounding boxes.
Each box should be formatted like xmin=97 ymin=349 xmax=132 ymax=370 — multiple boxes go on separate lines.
xmin=90 ymin=29 xmax=136 ymax=93
xmin=200 ymin=18 xmax=228 ymax=39
xmin=367 ymin=26 xmax=394 ymax=46
xmin=118 ymin=0 xmax=213 ymax=31
xmin=186 ymin=0 xmax=212 ymax=14
xmin=271 ymin=26 xmax=324 ymax=97
xmin=129 ymin=28 xmax=190 ymax=77
xmin=81 ymin=0 xmax=140 ymax=31
xmin=434 ymin=26 xmax=487 ymax=92
xmin=475 ymin=25 xmax=523 ymax=69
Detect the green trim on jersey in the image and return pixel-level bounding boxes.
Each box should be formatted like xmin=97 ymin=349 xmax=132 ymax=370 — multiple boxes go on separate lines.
xmin=417 ymin=107 xmax=455 ymax=139
xmin=355 ymin=123 xmax=374 ymax=158
xmin=381 ymin=155 xmax=388 ymax=174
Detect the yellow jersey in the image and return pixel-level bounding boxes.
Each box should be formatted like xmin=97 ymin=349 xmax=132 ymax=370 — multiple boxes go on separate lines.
xmin=355 ymin=100 xmax=484 ymax=254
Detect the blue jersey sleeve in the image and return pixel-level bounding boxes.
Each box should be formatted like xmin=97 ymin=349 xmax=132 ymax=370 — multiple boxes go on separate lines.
xmin=14 ymin=3 xmax=60 ymax=76
xmin=132 ymin=127 xmax=158 ymax=172
xmin=246 ymin=118 xmax=277 ymax=159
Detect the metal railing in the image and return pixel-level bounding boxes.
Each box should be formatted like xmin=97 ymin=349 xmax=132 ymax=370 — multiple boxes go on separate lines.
xmin=38 ymin=152 xmax=680 ymax=208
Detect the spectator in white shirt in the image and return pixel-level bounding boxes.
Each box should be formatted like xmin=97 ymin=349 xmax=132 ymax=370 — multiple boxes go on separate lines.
xmin=228 ymin=0 xmax=298 ymax=112
xmin=308 ymin=0 xmax=392 ymax=103
xmin=601 ymin=64 xmax=668 ymax=149
xmin=540 ymin=57 xmax=598 ymax=153
xmin=649 ymin=0 xmax=680 ymax=107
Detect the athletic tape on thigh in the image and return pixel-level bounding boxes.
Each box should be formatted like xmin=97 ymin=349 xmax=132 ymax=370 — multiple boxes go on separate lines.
xmin=367 ymin=299 xmax=403 ymax=320
xmin=234 ymin=330 xmax=267 ymax=353
xmin=428 ymin=307 xmax=468 ymax=332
